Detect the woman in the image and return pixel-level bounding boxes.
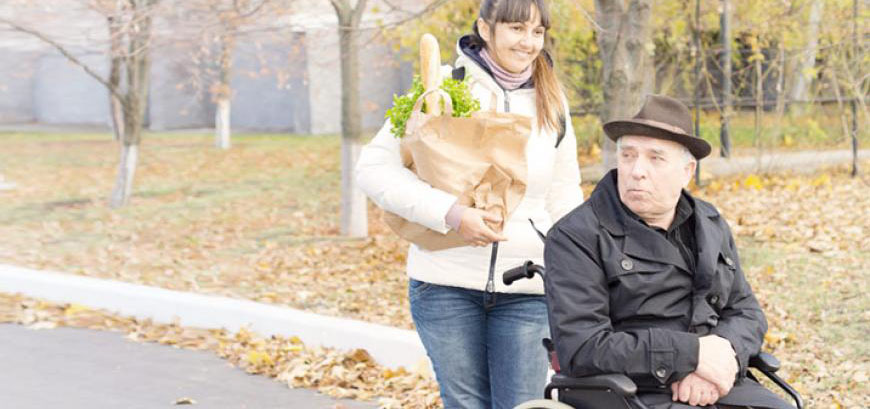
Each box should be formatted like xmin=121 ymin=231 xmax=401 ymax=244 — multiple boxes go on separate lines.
xmin=356 ymin=0 xmax=582 ymax=407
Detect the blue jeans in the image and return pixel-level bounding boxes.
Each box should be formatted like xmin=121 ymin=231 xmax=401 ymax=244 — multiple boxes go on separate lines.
xmin=409 ymin=279 xmax=549 ymax=409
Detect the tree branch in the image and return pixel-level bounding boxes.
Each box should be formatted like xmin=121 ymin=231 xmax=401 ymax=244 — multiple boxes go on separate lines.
xmin=0 ymin=17 xmax=125 ymax=103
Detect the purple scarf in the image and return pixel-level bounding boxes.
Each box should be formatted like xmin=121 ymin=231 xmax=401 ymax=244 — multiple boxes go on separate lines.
xmin=479 ymin=47 xmax=533 ymax=90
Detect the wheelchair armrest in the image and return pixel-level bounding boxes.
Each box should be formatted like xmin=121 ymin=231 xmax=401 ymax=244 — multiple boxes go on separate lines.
xmin=749 ymin=352 xmax=781 ymax=373
xmin=747 ymin=352 xmax=803 ymax=409
xmin=549 ymin=373 xmax=637 ymax=396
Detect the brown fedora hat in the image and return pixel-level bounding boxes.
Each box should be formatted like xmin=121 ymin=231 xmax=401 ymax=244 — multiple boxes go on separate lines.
xmin=603 ymin=94 xmax=712 ymax=159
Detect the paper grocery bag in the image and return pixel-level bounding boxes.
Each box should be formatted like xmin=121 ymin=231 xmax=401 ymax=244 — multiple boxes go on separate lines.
xmin=384 ymin=89 xmax=531 ymax=251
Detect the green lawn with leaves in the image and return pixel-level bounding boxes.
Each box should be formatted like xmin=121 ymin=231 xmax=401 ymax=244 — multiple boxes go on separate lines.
xmin=0 ymin=129 xmax=866 ymax=408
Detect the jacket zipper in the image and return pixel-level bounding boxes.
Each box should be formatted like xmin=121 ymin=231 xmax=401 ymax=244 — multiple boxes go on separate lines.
xmin=484 ymin=89 xmax=511 ymax=299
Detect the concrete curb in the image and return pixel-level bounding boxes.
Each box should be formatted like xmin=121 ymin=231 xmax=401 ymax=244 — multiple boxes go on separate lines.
xmin=0 ymin=264 xmax=427 ymax=370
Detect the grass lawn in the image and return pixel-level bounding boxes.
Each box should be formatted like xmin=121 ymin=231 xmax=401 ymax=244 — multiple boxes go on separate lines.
xmin=0 ymin=129 xmax=867 ymax=407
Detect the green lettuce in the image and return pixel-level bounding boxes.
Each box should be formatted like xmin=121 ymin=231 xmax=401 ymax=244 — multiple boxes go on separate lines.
xmin=385 ymin=76 xmax=481 ymax=139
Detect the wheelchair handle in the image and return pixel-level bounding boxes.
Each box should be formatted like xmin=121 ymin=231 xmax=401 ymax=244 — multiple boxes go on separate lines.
xmin=503 ymin=261 xmax=545 ymax=286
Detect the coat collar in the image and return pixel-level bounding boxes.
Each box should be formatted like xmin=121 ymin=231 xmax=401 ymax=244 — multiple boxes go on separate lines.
xmin=590 ymin=170 xmax=722 ymax=272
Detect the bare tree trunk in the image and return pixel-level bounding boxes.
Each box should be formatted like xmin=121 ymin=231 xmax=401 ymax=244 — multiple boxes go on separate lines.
xmin=108 ymin=6 xmax=125 ymax=142
xmin=595 ymin=0 xmax=653 ymax=169
xmin=215 ymin=32 xmax=234 ymax=150
xmin=111 ymin=99 xmax=144 ymax=207
xmin=754 ymin=53 xmax=763 ymax=164
xmin=110 ymin=142 xmax=139 ymax=206
xmin=719 ymin=0 xmax=732 ymax=157
xmin=2 ymin=0 xmax=156 ymax=207
xmin=332 ymin=0 xmax=368 ymax=237
xmin=773 ymin=42 xmax=787 ymax=143
xmin=788 ymin=0 xmax=823 ymax=107
xmin=216 ymin=99 xmax=231 ymax=149
xmin=110 ymin=0 xmax=154 ymax=208
xmin=341 ymin=138 xmax=367 ymax=236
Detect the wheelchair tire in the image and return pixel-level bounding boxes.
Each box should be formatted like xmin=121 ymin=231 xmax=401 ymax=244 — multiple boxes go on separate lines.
xmin=513 ymin=399 xmax=575 ymax=409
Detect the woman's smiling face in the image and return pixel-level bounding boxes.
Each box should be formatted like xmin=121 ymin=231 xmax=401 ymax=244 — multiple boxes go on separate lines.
xmin=478 ymin=3 xmax=545 ymax=74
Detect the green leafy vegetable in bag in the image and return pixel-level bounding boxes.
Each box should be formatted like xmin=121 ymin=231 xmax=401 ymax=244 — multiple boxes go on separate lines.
xmin=385 ymin=76 xmax=480 ymax=139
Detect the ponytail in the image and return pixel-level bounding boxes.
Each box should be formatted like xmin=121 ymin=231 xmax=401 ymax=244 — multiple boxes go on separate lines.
xmin=532 ymin=49 xmax=565 ymax=134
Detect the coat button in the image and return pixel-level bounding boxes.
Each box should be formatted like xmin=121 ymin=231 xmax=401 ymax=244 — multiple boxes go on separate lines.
xmin=724 ymin=257 xmax=734 ymax=267
xmin=621 ymin=259 xmax=633 ymax=270
xmin=655 ymin=367 xmax=667 ymax=379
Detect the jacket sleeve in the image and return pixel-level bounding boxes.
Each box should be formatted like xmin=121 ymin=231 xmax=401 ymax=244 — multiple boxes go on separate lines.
xmin=545 ymin=103 xmax=583 ymax=222
xmin=355 ymin=121 xmax=458 ymax=234
xmin=710 ymin=222 xmax=768 ymax=377
xmin=544 ymin=225 xmax=699 ymax=385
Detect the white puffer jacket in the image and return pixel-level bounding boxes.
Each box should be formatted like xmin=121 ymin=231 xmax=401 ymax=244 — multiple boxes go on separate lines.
xmin=355 ymin=39 xmax=583 ymax=294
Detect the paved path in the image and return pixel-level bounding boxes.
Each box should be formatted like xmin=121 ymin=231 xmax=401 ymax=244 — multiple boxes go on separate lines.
xmin=0 ymin=324 xmax=378 ymax=409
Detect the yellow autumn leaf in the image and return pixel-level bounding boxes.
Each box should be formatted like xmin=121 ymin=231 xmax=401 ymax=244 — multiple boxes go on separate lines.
xmin=382 ymin=367 xmax=408 ymax=380
xmin=811 ymin=174 xmax=830 ymax=187
xmin=246 ymin=350 xmax=274 ymax=366
xmin=743 ymin=174 xmax=764 ymax=190
xmin=64 ymin=303 xmax=91 ymax=316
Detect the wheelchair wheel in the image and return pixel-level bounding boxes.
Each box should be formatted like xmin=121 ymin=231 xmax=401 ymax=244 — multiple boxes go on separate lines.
xmin=513 ymin=399 xmax=575 ymax=409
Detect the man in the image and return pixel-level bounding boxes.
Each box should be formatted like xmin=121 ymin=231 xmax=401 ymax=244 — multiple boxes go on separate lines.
xmin=544 ymin=95 xmax=793 ymax=409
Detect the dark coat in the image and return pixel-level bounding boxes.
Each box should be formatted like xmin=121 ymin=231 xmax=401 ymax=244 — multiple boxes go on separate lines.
xmin=544 ymin=170 xmax=793 ymax=409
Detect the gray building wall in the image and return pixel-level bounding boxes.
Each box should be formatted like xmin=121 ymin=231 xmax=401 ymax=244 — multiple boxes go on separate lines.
xmin=33 ymin=53 xmax=110 ymax=126
xmin=230 ymin=33 xmax=310 ymax=133
xmin=304 ymin=28 xmax=411 ymax=135
xmin=305 ymin=28 xmax=341 ymax=135
xmin=0 ymin=29 xmax=410 ymax=134
xmin=149 ymin=45 xmax=214 ymax=130
xmin=359 ymin=41 xmax=409 ymax=130
xmin=0 ymin=51 xmax=38 ymax=123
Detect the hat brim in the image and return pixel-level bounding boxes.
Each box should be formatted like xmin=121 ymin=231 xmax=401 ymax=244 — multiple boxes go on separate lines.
xmin=603 ymin=120 xmax=712 ymax=160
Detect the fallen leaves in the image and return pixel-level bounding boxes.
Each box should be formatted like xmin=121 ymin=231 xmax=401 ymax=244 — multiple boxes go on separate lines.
xmin=1 ymin=134 xmax=867 ymax=408
xmin=0 ymin=292 xmax=442 ymax=408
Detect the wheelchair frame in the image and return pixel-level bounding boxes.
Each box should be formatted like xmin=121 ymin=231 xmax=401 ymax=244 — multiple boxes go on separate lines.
xmin=502 ymin=261 xmax=804 ymax=409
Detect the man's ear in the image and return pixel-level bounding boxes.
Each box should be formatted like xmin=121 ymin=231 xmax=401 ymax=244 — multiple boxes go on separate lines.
xmin=477 ymin=18 xmax=491 ymax=43
xmin=683 ymin=160 xmax=697 ymax=188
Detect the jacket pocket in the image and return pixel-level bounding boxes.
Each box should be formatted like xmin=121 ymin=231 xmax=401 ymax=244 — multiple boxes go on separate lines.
xmin=605 ymin=257 xmax=692 ymax=320
xmin=605 ymin=256 xmax=671 ymax=284
xmin=708 ymin=250 xmax=737 ymax=311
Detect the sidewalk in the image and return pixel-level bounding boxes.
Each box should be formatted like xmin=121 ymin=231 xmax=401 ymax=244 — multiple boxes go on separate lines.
xmin=0 ymin=323 xmax=377 ymax=409
xmin=0 ymin=264 xmax=427 ymax=370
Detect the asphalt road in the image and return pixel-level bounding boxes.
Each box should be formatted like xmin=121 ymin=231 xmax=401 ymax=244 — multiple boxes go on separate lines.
xmin=0 ymin=324 xmax=377 ymax=409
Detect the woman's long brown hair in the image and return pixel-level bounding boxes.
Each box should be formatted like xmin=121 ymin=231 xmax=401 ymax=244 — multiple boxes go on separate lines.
xmin=472 ymin=0 xmax=565 ymax=134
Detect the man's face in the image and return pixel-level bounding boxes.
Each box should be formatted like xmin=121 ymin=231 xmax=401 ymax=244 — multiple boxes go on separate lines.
xmin=617 ymin=135 xmax=696 ymax=221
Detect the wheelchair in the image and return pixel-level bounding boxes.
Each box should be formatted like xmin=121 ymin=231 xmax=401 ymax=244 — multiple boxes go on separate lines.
xmin=502 ymin=261 xmax=804 ymax=409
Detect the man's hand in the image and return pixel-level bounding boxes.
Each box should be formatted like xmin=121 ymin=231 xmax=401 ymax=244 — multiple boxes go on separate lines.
xmin=457 ymin=208 xmax=507 ymax=247
xmin=696 ymin=335 xmax=739 ymax=396
xmin=671 ymin=373 xmax=720 ymax=406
